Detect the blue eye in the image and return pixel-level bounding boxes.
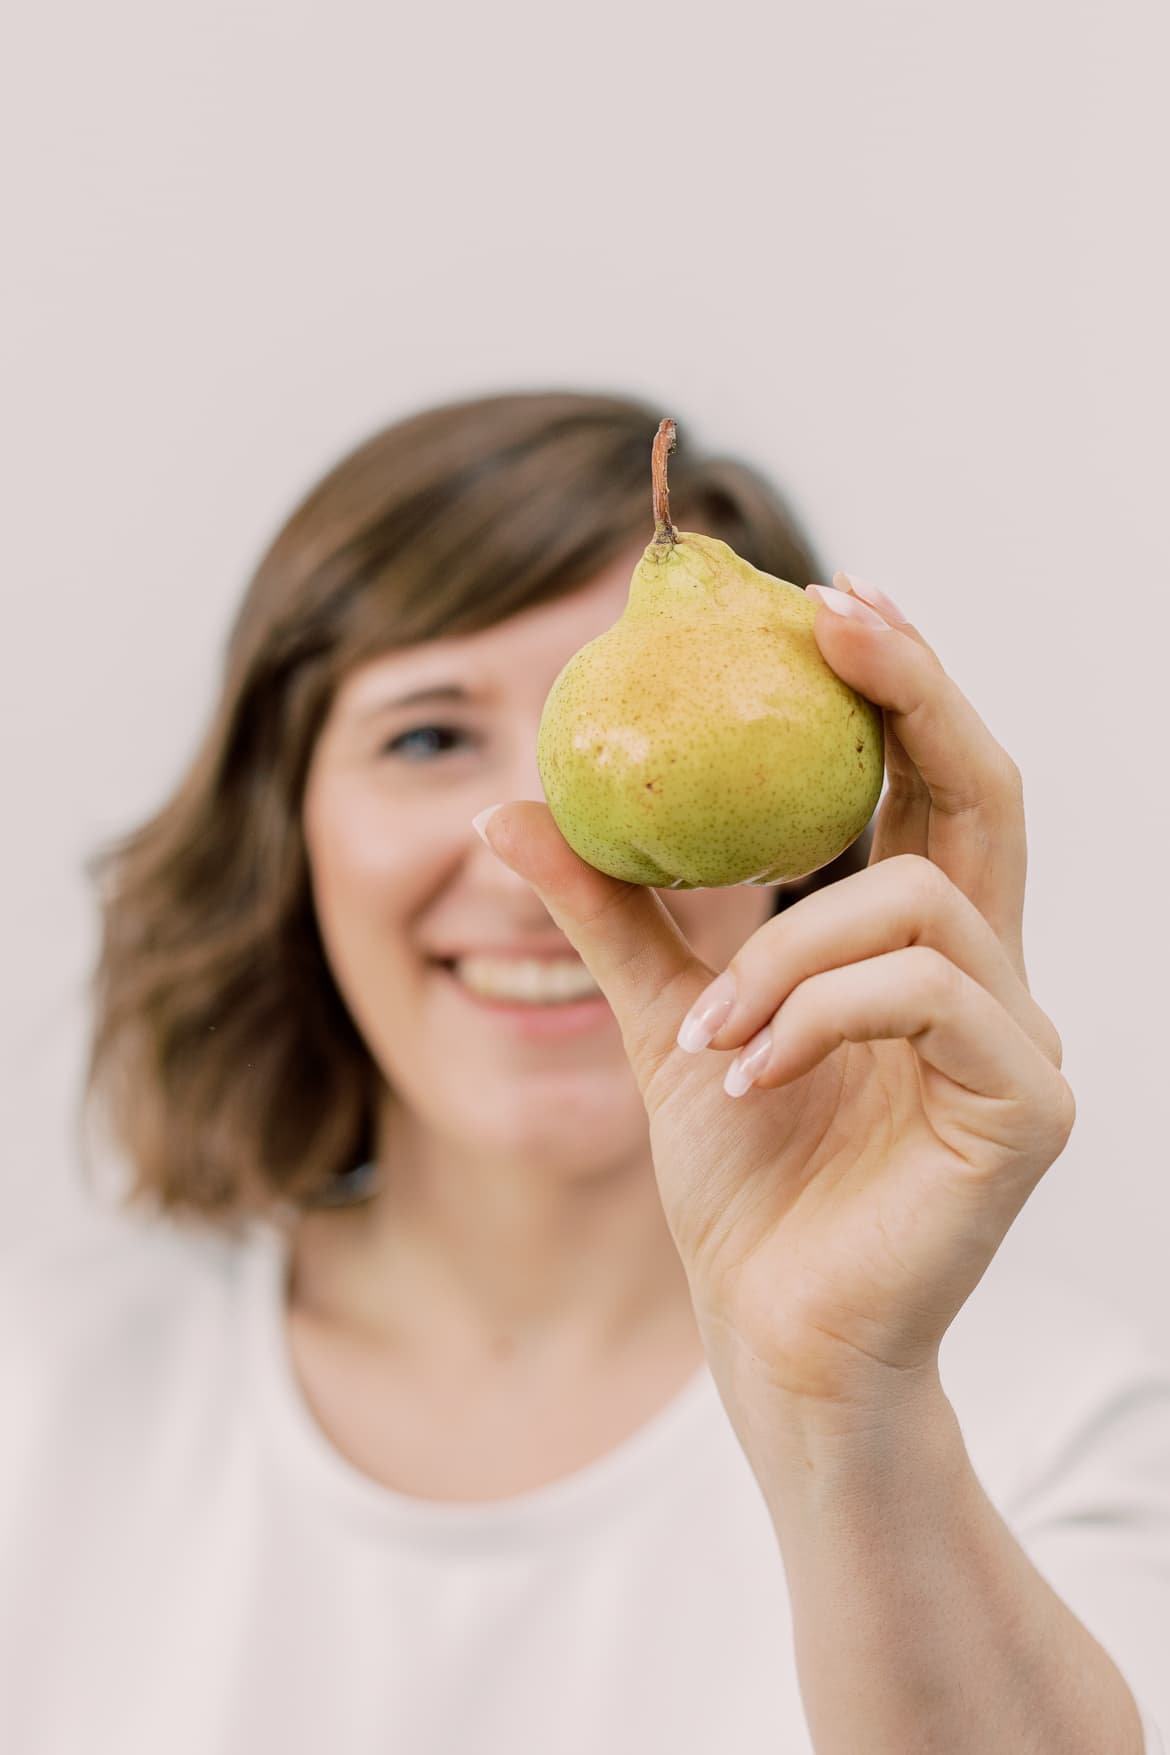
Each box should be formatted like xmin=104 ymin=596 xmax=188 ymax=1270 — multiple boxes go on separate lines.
xmin=383 ymin=723 xmax=471 ymax=761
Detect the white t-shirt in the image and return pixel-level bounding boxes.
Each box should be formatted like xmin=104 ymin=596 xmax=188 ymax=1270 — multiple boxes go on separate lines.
xmin=1 ymin=1210 xmax=1167 ymax=1754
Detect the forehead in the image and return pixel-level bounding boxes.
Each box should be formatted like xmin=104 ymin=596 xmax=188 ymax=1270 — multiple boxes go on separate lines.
xmin=333 ymin=547 xmax=640 ymax=717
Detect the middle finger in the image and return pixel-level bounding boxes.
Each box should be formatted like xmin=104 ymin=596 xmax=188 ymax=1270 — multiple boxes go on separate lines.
xmin=678 ymin=852 xmax=1061 ymax=1067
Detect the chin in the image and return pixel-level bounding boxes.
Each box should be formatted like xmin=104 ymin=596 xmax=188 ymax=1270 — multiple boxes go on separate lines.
xmin=460 ymin=1080 xmax=649 ymax=1173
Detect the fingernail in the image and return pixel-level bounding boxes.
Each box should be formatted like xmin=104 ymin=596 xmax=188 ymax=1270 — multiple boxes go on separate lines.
xmin=724 ymin=1025 xmax=772 ymax=1097
xmin=472 ymin=804 xmax=504 ymax=846
xmin=677 ymin=971 xmax=737 ymax=1053
xmin=835 ymin=571 xmax=909 ymax=625
xmin=807 ymin=584 xmax=890 ymax=630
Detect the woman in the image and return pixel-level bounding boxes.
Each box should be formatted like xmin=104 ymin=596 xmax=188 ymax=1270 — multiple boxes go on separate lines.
xmin=2 ymin=390 xmax=1166 ymax=1752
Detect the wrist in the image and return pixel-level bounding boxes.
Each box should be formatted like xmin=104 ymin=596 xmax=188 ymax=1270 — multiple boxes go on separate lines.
xmin=708 ymin=1349 xmax=960 ymax=1532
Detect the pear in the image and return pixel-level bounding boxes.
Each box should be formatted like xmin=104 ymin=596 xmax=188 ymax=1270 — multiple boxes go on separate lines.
xmin=536 ymin=420 xmax=883 ymax=888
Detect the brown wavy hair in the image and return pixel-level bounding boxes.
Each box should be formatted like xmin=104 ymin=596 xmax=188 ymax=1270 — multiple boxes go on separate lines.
xmin=82 ymin=388 xmax=870 ymax=1229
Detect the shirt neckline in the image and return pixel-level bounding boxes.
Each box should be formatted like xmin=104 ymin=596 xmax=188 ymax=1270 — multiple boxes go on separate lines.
xmin=243 ymin=1219 xmax=722 ymax=1550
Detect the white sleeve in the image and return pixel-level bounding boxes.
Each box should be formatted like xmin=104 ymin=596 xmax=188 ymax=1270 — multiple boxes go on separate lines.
xmin=1139 ymin=1709 xmax=1165 ymax=1754
xmin=1000 ymin=1318 xmax=1170 ymax=1751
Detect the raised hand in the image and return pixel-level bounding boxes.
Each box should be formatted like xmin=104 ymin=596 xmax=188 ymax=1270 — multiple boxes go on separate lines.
xmin=475 ymin=573 xmax=1073 ymax=1418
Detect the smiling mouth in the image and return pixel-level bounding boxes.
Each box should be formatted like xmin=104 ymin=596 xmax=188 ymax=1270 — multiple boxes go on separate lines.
xmin=433 ymin=956 xmax=605 ymax=1007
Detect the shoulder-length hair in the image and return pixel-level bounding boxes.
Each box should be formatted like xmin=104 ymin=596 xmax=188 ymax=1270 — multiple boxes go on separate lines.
xmin=82 ymin=388 xmax=870 ymax=1228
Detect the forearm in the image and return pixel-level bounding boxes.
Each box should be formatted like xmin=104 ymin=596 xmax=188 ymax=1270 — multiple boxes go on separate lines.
xmin=749 ymin=1378 xmax=1145 ymax=1754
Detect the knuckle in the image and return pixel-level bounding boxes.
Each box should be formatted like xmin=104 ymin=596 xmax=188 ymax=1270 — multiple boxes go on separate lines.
xmin=904 ymin=943 xmax=962 ymax=1002
xmin=889 ymin=853 xmax=954 ymax=919
xmin=1040 ymin=1073 xmax=1077 ymax=1153
xmin=994 ymin=751 xmax=1025 ymax=806
xmin=1037 ymin=1011 xmax=1064 ymax=1070
xmin=1051 ymin=1072 xmax=1077 ymax=1141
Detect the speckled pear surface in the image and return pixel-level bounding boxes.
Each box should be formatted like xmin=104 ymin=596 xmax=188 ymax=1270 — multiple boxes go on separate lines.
xmin=536 ymin=533 xmax=884 ymax=888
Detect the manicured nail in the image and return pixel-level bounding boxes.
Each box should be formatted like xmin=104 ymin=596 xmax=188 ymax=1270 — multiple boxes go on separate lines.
xmin=677 ymin=971 xmax=737 ymax=1053
xmin=724 ymin=1025 xmax=773 ymax=1097
xmin=807 ymin=584 xmax=890 ymax=630
xmin=835 ymin=571 xmax=909 ymax=625
xmin=472 ymin=804 xmax=503 ymax=846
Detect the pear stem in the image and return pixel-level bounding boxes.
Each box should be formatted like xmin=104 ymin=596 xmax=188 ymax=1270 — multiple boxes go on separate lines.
xmin=651 ymin=418 xmax=678 ymax=547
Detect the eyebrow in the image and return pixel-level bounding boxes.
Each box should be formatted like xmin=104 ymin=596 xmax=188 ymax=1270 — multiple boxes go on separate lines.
xmin=358 ymin=683 xmax=473 ymax=721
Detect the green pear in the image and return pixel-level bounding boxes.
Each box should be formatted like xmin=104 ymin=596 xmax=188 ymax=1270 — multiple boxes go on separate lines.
xmin=536 ymin=423 xmax=883 ymax=889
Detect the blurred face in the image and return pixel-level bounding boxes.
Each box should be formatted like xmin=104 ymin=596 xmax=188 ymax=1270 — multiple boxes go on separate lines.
xmin=302 ymin=546 xmax=775 ymax=1179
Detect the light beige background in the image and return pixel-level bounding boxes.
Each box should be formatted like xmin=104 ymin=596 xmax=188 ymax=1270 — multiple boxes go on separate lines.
xmin=2 ymin=2 xmax=1167 ymax=1348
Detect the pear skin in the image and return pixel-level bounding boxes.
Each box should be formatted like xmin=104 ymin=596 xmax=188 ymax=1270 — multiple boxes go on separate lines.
xmin=536 ymin=532 xmax=884 ymax=888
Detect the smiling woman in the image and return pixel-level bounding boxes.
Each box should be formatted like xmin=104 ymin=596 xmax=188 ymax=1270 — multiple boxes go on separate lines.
xmin=82 ymin=389 xmax=852 ymax=1219
xmin=6 ymin=388 xmax=1166 ymax=1755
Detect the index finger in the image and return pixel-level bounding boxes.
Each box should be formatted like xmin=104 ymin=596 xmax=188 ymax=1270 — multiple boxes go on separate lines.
xmin=807 ymin=576 xmax=1028 ymax=978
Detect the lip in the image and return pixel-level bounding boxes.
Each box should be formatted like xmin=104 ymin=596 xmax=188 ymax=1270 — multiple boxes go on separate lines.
xmin=433 ymin=960 xmax=614 ymax=1040
xmin=430 ymin=946 xmax=582 ymax=962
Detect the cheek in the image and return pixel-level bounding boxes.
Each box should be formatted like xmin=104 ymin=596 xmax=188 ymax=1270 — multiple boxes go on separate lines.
xmin=304 ymin=779 xmax=441 ymax=953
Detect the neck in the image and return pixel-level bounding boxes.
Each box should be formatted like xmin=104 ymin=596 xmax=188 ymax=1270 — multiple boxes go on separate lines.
xmin=287 ymin=1098 xmax=701 ymax=1375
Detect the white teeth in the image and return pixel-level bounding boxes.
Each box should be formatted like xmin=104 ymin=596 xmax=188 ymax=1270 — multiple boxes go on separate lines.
xmin=452 ymin=955 xmax=602 ymax=1004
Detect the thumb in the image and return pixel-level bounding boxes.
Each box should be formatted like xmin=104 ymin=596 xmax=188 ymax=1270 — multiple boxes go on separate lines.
xmin=473 ymin=801 xmax=707 ymax=1084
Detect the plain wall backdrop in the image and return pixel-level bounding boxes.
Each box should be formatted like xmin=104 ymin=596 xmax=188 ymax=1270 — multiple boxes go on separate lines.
xmin=2 ymin=1 xmax=1167 ymax=1348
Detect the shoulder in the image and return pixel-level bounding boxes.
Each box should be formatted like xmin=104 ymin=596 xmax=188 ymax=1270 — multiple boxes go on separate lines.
xmin=0 ymin=1211 xmax=279 ymax=1660
xmin=0 ymin=1208 xmax=248 ymax=1450
xmin=0 ymin=1207 xmax=241 ymax=1341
